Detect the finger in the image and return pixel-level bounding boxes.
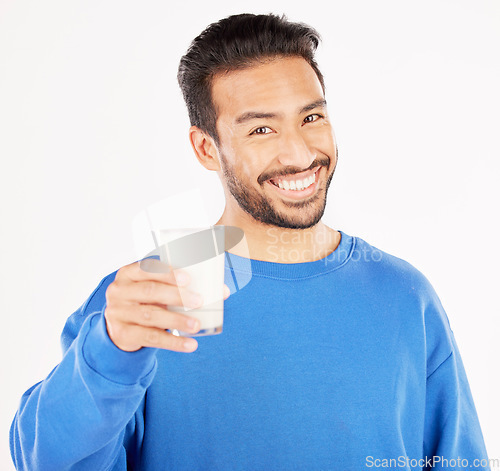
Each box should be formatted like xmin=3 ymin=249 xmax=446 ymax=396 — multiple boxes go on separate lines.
xmin=111 ymin=303 xmax=201 ymax=334
xmin=110 ymin=323 xmax=198 ymax=353
xmin=127 ymin=280 xmax=203 ymax=308
xmin=140 ymin=326 xmax=198 ymax=352
xmin=116 ymin=260 xmax=192 ymax=287
xmin=113 ymin=280 xmax=203 ymax=308
xmin=223 ymin=284 xmax=230 ymax=300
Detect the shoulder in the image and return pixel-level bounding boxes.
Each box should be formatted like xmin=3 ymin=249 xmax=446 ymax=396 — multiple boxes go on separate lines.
xmin=348 ymin=233 xmax=454 ymax=367
xmin=347 ymin=233 xmax=450 ymax=329
xmin=348 ymin=234 xmax=436 ymax=299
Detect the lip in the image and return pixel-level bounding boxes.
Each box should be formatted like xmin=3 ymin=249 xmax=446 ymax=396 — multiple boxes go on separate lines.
xmin=266 ymin=167 xmax=321 ymax=200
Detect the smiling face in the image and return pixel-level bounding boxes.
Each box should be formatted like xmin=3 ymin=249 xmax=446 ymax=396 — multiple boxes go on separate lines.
xmin=209 ymin=56 xmax=338 ymax=230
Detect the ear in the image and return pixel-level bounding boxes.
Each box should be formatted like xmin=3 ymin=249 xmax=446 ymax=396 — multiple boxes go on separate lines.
xmin=189 ymin=126 xmax=221 ymax=171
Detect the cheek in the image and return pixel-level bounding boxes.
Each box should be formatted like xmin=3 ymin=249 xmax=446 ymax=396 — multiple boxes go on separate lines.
xmin=307 ymin=126 xmax=336 ymax=153
xmin=231 ymin=139 xmax=273 ymax=179
xmin=219 ymin=147 xmax=258 ymax=182
xmin=238 ymin=158 xmax=261 ymax=180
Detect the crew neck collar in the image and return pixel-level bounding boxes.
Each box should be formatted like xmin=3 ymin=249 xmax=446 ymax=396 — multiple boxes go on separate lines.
xmin=224 ymin=230 xmax=355 ymax=280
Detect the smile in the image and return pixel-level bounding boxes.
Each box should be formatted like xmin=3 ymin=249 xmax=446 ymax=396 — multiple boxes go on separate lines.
xmin=271 ymin=173 xmax=315 ymax=191
xmin=266 ymin=166 xmax=321 ymax=199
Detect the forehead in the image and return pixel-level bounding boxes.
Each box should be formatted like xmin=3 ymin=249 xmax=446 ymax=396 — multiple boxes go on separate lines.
xmin=211 ymin=56 xmax=324 ymax=122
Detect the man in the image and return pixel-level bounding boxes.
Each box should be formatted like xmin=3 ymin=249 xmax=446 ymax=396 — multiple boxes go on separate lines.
xmin=10 ymin=13 xmax=490 ymax=470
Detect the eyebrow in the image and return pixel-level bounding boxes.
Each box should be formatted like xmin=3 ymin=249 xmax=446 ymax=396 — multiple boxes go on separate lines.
xmin=234 ymin=98 xmax=327 ymax=125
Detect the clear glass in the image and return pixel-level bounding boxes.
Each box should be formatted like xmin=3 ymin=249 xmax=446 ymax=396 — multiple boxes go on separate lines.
xmin=153 ymin=226 xmax=225 ymax=336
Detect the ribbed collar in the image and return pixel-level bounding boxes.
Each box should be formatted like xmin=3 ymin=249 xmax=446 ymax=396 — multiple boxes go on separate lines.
xmin=224 ymin=230 xmax=355 ymax=280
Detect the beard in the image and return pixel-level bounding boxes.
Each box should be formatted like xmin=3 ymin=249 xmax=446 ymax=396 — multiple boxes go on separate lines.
xmin=218 ymin=147 xmax=337 ymax=230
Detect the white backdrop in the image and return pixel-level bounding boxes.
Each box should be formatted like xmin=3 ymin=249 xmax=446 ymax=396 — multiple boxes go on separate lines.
xmin=1 ymin=0 xmax=499 ymax=468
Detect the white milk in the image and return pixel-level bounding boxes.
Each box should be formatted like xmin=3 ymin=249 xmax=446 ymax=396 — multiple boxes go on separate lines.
xmin=154 ymin=227 xmax=225 ymax=336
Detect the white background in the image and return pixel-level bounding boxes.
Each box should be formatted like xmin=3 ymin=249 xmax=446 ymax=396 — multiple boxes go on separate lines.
xmin=1 ymin=0 xmax=499 ymax=468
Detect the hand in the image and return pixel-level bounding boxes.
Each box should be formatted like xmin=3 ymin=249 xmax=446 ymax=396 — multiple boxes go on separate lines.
xmin=104 ymin=259 xmax=230 ymax=353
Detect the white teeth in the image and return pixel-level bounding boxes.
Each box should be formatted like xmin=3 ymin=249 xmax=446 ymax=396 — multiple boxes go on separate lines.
xmin=276 ymin=172 xmax=316 ymax=191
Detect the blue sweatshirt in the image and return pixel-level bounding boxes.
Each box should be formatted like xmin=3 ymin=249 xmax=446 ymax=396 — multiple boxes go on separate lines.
xmin=10 ymin=231 xmax=490 ymax=470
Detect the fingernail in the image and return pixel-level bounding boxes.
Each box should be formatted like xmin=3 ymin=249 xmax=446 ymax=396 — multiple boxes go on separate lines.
xmin=184 ymin=339 xmax=197 ymax=350
xmin=187 ymin=318 xmax=199 ymax=331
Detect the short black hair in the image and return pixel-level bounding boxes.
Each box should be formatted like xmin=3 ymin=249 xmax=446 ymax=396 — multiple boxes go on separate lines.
xmin=177 ymin=13 xmax=325 ymax=146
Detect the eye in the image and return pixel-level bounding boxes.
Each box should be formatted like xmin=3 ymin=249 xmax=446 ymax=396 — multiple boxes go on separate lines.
xmin=303 ymin=114 xmax=323 ymax=124
xmin=250 ymin=126 xmax=273 ymax=135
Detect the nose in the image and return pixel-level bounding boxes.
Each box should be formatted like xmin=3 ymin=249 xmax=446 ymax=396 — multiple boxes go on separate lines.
xmin=277 ymin=128 xmax=317 ymax=171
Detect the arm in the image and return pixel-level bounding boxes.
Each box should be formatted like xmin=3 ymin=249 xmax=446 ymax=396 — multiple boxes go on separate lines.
xmin=10 ymin=259 xmax=224 ymax=470
xmin=9 ymin=273 xmax=158 ymax=471
xmin=422 ymin=295 xmax=490 ymax=470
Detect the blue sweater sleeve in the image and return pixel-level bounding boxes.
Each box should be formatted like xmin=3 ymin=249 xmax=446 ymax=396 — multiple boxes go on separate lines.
xmin=419 ymin=277 xmax=491 ymax=471
xmin=423 ymin=332 xmax=491 ymax=470
xmin=9 ymin=273 xmax=158 ymax=470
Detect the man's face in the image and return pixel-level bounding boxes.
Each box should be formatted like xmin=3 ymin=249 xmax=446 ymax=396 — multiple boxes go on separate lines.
xmin=211 ymin=56 xmax=337 ymax=230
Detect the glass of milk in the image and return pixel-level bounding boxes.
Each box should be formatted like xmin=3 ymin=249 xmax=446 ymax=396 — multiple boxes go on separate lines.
xmin=153 ymin=226 xmax=225 ymax=336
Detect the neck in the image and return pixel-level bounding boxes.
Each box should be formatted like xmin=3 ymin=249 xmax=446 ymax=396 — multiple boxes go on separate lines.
xmin=214 ymin=212 xmax=340 ymax=264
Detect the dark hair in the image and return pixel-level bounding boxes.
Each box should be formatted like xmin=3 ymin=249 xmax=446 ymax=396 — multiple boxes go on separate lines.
xmin=177 ymin=13 xmax=325 ymax=146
